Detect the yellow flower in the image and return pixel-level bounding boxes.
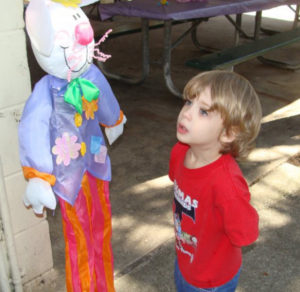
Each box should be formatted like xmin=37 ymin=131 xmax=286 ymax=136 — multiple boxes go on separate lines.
xmin=80 ymin=142 xmax=86 ymax=156
xmin=82 ymin=97 xmax=98 ymax=120
xmin=74 ymin=113 xmax=83 ymax=127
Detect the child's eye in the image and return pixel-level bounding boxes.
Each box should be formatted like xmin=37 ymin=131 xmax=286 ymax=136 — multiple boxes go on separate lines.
xmin=200 ymin=108 xmax=208 ymax=116
xmin=184 ymin=99 xmax=192 ymax=106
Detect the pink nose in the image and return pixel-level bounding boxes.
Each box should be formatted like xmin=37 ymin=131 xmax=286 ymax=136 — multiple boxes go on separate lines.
xmin=75 ymin=22 xmax=94 ymax=46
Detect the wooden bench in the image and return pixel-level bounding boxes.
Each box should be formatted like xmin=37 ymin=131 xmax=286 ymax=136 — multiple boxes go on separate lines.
xmin=185 ymin=26 xmax=300 ymax=70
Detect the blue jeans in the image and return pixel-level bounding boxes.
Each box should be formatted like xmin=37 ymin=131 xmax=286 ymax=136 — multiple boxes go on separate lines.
xmin=174 ymin=259 xmax=241 ymax=292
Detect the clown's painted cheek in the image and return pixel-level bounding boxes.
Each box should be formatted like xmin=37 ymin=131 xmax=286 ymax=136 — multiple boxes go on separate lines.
xmin=56 ymin=30 xmax=72 ymax=48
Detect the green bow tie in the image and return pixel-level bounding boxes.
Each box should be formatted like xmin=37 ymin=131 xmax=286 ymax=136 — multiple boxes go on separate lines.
xmin=64 ymin=78 xmax=100 ymax=114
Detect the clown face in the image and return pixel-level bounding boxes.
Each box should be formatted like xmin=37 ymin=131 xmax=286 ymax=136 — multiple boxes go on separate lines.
xmin=26 ymin=0 xmax=95 ymax=80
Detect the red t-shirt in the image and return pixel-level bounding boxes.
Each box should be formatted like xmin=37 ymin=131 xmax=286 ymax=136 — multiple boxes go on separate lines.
xmin=169 ymin=142 xmax=259 ymax=288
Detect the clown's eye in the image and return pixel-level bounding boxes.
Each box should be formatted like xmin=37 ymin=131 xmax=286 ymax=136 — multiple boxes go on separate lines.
xmin=73 ymin=13 xmax=81 ymax=20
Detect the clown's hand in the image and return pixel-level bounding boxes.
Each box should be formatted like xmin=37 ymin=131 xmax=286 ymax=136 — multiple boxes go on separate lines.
xmin=105 ymin=114 xmax=127 ymax=145
xmin=24 ymin=178 xmax=57 ymax=215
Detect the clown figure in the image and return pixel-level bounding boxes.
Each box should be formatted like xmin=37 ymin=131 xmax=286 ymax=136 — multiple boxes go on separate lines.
xmin=19 ymin=0 xmax=126 ymax=291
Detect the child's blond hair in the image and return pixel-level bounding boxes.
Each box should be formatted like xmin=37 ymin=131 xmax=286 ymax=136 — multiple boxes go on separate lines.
xmin=183 ymin=70 xmax=262 ymax=159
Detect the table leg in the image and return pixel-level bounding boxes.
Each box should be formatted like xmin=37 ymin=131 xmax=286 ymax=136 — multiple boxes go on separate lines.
xmin=256 ymin=8 xmax=300 ymax=70
xmin=234 ymin=14 xmax=242 ymax=45
xmin=254 ymin=11 xmax=262 ymax=40
xmin=293 ymin=4 xmax=300 ymax=29
xmin=163 ymin=20 xmax=183 ymax=98
xmin=96 ymin=18 xmax=150 ymax=84
xmin=190 ymin=19 xmax=214 ymax=52
xmin=225 ymin=14 xmax=252 ymax=39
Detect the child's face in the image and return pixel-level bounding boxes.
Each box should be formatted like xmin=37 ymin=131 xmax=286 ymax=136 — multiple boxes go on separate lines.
xmin=177 ymin=87 xmax=225 ymax=152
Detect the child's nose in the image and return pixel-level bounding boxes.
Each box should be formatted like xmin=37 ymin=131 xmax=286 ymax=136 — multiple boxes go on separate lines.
xmin=75 ymin=22 xmax=94 ymax=46
xmin=182 ymin=106 xmax=193 ymax=119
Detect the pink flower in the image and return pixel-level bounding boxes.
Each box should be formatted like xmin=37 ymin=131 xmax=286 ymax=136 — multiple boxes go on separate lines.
xmin=52 ymin=132 xmax=81 ymax=166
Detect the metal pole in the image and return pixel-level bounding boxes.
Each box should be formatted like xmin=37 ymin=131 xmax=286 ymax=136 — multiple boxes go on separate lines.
xmin=163 ymin=20 xmax=182 ymax=98
xmin=254 ymin=11 xmax=262 ymax=40
xmin=293 ymin=5 xmax=300 ymax=29
xmin=234 ymin=14 xmax=242 ymax=45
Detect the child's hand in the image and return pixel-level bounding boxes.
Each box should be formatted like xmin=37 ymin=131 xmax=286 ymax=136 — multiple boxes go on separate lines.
xmin=24 ymin=178 xmax=57 ymax=215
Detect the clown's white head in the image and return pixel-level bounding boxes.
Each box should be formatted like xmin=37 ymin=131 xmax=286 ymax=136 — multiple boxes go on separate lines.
xmin=26 ymin=0 xmax=97 ymax=80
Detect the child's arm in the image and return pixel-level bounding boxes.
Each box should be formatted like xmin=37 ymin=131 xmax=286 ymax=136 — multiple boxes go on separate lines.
xmin=217 ymin=195 xmax=259 ymax=247
xmin=169 ymin=142 xmax=187 ymax=181
xmin=169 ymin=145 xmax=177 ymax=182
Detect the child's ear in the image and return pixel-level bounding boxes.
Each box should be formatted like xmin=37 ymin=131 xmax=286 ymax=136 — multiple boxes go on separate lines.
xmin=220 ymin=127 xmax=238 ymax=144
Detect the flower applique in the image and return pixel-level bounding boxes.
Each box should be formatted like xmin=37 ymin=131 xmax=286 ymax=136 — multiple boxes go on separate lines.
xmin=52 ymin=132 xmax=81 ymax=166
xmin=74 ymin=112 xmax=83 ymax=127
xmin=80 ymin=142 xmax=86 ymax=156
xmin=82 ymin=97 xmax=98 ymax=120
xmin=94 ymin=145 xmax=107 ymax=164
xmin=159 ymin=0 xmax=168 ymax=5
xmin=90 ymin=136 xmax=107 ymax=163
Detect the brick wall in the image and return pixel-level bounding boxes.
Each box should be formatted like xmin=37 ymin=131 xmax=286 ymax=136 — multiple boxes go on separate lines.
xmin=0 ymin=0 xmax=53 ymax=287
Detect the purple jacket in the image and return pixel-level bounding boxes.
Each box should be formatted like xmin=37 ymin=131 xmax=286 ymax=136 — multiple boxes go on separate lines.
xmin=19 ymin=64 xmax=121 ymax=205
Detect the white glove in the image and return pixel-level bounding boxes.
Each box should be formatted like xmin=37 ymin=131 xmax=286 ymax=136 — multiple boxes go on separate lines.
xmin=24 ymin=178 xmax=57 ymax=215
xmin=105 ymin=115 xmax=127 ymax=145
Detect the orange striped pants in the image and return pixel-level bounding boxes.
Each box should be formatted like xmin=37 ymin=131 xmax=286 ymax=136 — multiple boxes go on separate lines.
xmin=59 ymin=172 xmax=115 ymax=292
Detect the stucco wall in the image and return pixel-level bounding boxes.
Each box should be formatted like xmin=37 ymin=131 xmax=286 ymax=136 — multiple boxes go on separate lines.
xmin=0 ymin=0 xmax=53 ymax=288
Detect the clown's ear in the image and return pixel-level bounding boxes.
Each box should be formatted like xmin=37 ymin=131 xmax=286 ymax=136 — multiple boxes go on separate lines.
xmin=25 ymin=0 xmax=55 ymax=57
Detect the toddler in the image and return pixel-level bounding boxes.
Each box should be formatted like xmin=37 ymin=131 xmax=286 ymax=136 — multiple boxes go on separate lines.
xmin=169 ymin=70 xmax=261 ymax=291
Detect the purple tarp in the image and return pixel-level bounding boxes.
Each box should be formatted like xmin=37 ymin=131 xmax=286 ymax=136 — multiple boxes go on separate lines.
xmin=99 ymin=0 xmax=300 ymax=21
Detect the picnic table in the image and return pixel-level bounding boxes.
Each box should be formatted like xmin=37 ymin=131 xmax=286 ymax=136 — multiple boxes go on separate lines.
xmin=96 ymin=0 xmax=300 ymax=97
